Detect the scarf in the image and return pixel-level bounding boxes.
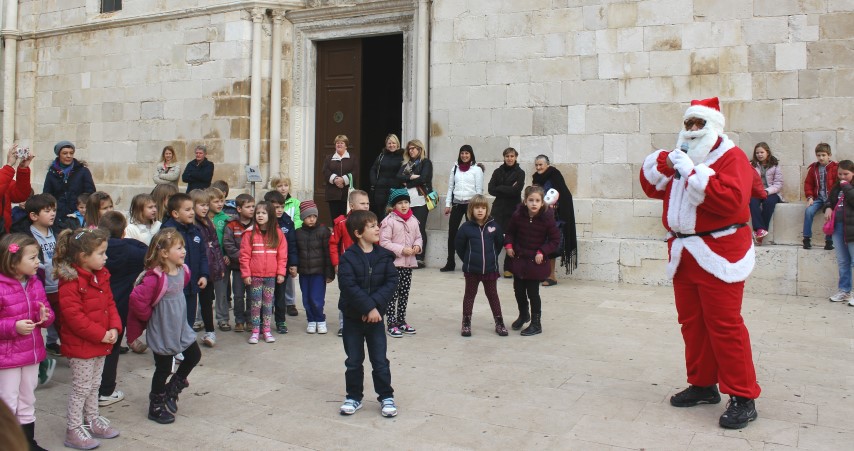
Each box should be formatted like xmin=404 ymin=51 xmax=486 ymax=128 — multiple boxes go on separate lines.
xmin=502 ymin=163 xmax=516 ymax=172
xmin=394 ymin=209 xmax=413 ymax=221
xmin=458 ymin=162 xmax=471 ymax=172
xmin=52 ymin=159 xmax=74 ymax=182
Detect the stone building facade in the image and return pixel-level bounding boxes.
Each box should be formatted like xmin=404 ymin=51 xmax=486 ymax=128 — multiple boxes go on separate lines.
xmin=1 ymin=0 xmax=852 ymax=294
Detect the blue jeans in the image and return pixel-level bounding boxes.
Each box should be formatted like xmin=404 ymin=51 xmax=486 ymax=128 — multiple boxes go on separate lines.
xmin=299 ymin=274 xmax=327 ymax=322
xmin=832 ymin=224 xmax=854 ymax=291
xmin=749 ymin=193 xmax=781 ymax=231
xmin=342 ymin=317 xmax=393 ymax=402
xmin=803 ymin=201 xmax=830 ymax=239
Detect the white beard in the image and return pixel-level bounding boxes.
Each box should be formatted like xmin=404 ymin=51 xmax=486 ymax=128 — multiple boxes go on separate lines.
xmin=676 ymin=128 xmax=719 ymax=165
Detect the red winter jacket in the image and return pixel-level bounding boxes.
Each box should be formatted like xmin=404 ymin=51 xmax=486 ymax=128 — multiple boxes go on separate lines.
xmin=56 ymin=263 xmax=122 ymax=359
xmin=0 ymin=165 xmax=32 ymax=233
xmin=329 ymin=213 xmax=354 ymax=266
xmin=0 ymin=273 xmax=54 ymax=369
xmin=804 ymin=161 xmax=838 ymax=200
xmin=239 ymin=226 xmax=287 ymax=278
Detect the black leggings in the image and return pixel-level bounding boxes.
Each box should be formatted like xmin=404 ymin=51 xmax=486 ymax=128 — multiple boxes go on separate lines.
xmin=328 ymin=201 xmax=348 ymax=222
xmin=513 ymin=278 xmax=542 ymax=315
xmin=446 ymin=203 xmax=467 ymax=265
xmin=151 ymin=342 xmax=202 ymax=394
xmin=411 ymin=205 xmax=428 ymax=263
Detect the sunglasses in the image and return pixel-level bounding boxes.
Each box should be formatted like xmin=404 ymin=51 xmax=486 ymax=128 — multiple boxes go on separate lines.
xmin=407 ymin=147 xmax=419 ymax=151
xmin=684 ymin=118 xmax=706 ymax=130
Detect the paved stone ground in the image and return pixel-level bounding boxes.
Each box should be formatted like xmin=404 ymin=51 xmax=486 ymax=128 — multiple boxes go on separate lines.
xmin=31 ymin=270 xmax=854 ymax=450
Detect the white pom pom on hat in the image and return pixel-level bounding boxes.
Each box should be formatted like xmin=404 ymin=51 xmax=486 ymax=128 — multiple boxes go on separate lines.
xmin=683 ymin=97 xmax=725 ymax=134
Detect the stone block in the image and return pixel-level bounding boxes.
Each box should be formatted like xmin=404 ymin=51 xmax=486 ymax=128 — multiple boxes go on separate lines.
xmin=783 ymin=99 xmax=854 ymax=131
xmin=694 ymin=0 xmax=753 ymax=20
xmin=590 ymin=164 xmax=633 ymax=199
xmin=224 ymin=21 xmax=251 ymax=41
xmin=776 ymin=42 xmax=807 ymax=71
xmin=603 ymin=134 xmax=627 ymax=164
xmin=571 ymin=30 xmax=597 ymax=56
xmin=586 ymin=105 xmax=639 ymax=134
xmin=791 ymin=14 xmax=820 ymax=42
xmin=644 ymin=25 xmax=682 ymax=51
xmin=754 ymin=0 xmax=829 ymax=16
xmin=450 ymin=62 xmax=487 ymax=86
xmin=495 ymin=36 xmax=545 ymax=61
xmin=719 ymin=46 xmax=749 ymax=73
xmin=748 ymin=44 xmax=776 ymax=72
xmin=620 ymin=240 xmax=670 ymax=286
xmin=433 ymin=42 xmax=461 ymax=65
xmin=637 ymin=0 xmax=692 ymax=26
xmin=492 ymin=108 xmax=534 ymax=136
xmin=725 ymin=100 xmax=782 ymax=133
xmin=462 ymin=39 xmax=495 ymax=62
xmin=638 ymin=103 xmax=684 ymax=134
xmin=580 ymin=55 xmax=598 ymax=80
xmin=802 ymin=131 xmax=837 ymax=163
xmin=746 ymin=246 xmax=798 ymax=296
xmin=617 ymin=28 xmax=644 ymax=53
xmin=534 ymin=8 xmax=583 ymax=34
xmin=743 ymin=17 xmax=790 ymax=45
xmin=607 ymin=2 xmax=637 ymax=28
xmin=690 ymin=48 xmax=720 ymax=75
xmin=567 ymin=105 xmax=585 ymax=134
xmin=649 ymin=50 xmax=691 ymax=77
xmin=592 ymin=199 xmax=662 ymax=240
xmin=519 ymin=135 xmax=553 ymax=160
xmin=486 ymin=61 xmax=531 ymax=85
xmin=557 ymin=135 xmax=602 ymax=164
xmin=627 ymin=134 xmax=655 ymax=165
xmin=571 ymin=239 xmax=620 ymax=283
xmin=582 ymin=5 xmax=607 ymax=31
xmin=834 ymin=68 xmax=854 ymax=97
xmin=544 ymin=33 xmax=567 ymax=58
xmin=534 ymin=107 xmax=568 ymax=135
xmin=530 ymin=57 xmax=580 ymax=82
xmin=448 ymin=109 xmax=492 ymax=136
xmin=561 ymin=80 xmax=619 ymax=106
xmin=469 ymin=86 xmax=507 ymax=109
xmin=807 ymin=41 xmax=854 ymax=69
xmin=431 ymin=63 xmax=451 ymax=87
xmin=620 ymin=77 xmax=688 ymax=104
xmin=595 ymin=29 xmax=618 ymax=54
xmin=574 ymin=198 xmax=593 ymax=224
xmin=490 ymin=12 xmax=532 ymax=37
xmin=768 ymin=203 xmax=811 ymax=245
xmin=797 ymin=246 xmax=839 ymax=297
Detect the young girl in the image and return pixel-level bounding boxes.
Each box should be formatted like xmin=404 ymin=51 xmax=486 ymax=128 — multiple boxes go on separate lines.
xmin=125 ymin=193 xmax=162 ymax=245
xmin=239 ymin=202 xmax=287 ymax=344
xmin=824 ymin=160 xmax=854 ymax=304
xmin=0 ymin=234 xmax=54 ymax=451
xmin=379 ymin=188 xmax=423 ymax=337
xmin=454 ymin=195 xmax=507 ymax=336
xmin=504 ymin=186 xmax=561 ymax=336
xmin=129 ymin=229 xmax=200 ymax=424
xmin=83 ymin=191 xmax=114 ymax=229
xmin=191 ymin=189 xmax=226 ymax=347
xmin=54 ymin=228 xmax=122 ymax=449
xmin=749 ymin=142 xmax=784 ymax=244
xmin=151 ymin=183 xmax=179 ymax=223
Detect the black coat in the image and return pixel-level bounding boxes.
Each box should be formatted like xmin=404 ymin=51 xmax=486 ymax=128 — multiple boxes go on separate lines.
xmin=824 ymin=182 xmax=854 ymax=242
xmin=369 ymin=149 xmax=404 ymax=218
xmin=105 ymin=238 xmax=148 ymax=308
xmin=181 ymin=158 xmax=214 ymax=192
xmin=504 ymin=204 xmax=561 ymax=281
xmin=397 ymin=158 xmax=433 ymax=191
xmin=455 ymin=218 xmax=503 ymax=275
xmin=337 ymin=244 xmax=399 ymax=320
xmin=487 ymin=164 xmax=525 ymax=231
xmin=295 ymin=224 xmax=334 ymax=279
xmin=43 ymin=158 xmax=96 ymax=219
xmin=532 ymin=166 xmax=578 ymax=274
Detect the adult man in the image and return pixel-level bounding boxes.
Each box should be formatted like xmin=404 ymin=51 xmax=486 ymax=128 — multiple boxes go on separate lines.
xmin=181 ymin=145 xmax=214 ymax=192
xmin=639 ymin=97 xmax=761 ymax=429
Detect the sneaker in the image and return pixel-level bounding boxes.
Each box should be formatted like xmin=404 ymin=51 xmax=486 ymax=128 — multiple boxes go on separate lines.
xmin=248 ymin=332 xmax=259 ymax=344
xmin=337 ymin=328 xmax=343 ymax=337
xmin=670 ymin=385 xmax=721 ymax=407
xmin=233 ymin=322 xmax=245 ymax=333
xmin=803 ymin=237 xmax=812 ymax=249
xmin=387 ymin=326 xmax=403 ymax=338
xmin=829 ymin=290 xmax=853 ymax=302
xmin=339 ymin=398 xmax=362 ymax=415
xmin=192 ymin=321 xmax=203 ymax=332
xmin=287 ymin=305 xmax=299 ymax=316
xmin=45 ymin=342 xmax=61 ymax=356
xmin=98 ymin=390 xmax=125 ymax=407
xmin=849 ymin=300 xmax=854 ymax=307
xmin=399 ymin=323 xmax=416 ymax=334
xmin=380 ymin=398 xmax=398 ymax=417
xmin=87 ymin=415 xmax=120 ymax=439
xmin=317 ymin=322 xmax=328 ymax=334
xmin=307 ymin=322 xmax=317 ymax=334
xmin=218 ymin=321 xmax=232 ymax=332
xmin=264 ymin=331 xmax=276 ymax=343
xmin=39 ymin=357 xmax=56 ymax=385
xmin=276 ymin=321 xmax=288 ymax=334
xmin=719 ymin=396 xmax=758 ymax=429
xmin=64 ymin=425 xmax=100 ymax=450
xmin=755 ymin=228 xmax=768 ymax=238
xmin=202 ymin=332 xmax=216 ymax=347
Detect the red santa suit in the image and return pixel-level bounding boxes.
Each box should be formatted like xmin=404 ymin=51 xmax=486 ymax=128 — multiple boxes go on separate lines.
xmin=639 ymin=98 xmax=761 ymax=400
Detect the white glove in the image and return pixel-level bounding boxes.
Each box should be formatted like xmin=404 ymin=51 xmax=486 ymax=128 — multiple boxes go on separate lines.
xmin=668 ymin=149 xmax=695 ymax=179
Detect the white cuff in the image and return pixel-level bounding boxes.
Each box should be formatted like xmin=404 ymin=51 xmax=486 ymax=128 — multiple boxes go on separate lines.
xmin=685 ymin=164 xmax=715 ymax=206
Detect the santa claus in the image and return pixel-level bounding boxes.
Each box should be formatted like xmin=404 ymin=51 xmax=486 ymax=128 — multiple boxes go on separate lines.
xmin=639 ymin=97 xmax=761 ymax=429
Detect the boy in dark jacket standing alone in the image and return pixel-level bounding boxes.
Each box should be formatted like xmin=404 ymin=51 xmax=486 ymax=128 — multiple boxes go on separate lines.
xmin=295 ymin=200 xmax=334 ymax=334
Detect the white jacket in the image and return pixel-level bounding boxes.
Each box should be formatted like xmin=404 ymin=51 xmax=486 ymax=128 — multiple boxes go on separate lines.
xmin=446 ymin=164 xmax=483 ymax=207
xmin=125 ymin=221 xmax=162 ymax=246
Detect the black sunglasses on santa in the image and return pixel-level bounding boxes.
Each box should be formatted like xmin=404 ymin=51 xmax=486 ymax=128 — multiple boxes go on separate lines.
xmin=684 ymin=118 xmax=706 ymax=130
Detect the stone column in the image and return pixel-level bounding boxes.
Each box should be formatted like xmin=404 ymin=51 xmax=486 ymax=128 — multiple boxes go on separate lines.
xmin=415 ymin=0 xmax=430 ymax=142
xmin=269 ymin=9 xmax=285 ymax=183
xmin=2 ymin=0 xmax=20 ymax=148
xmin=249 ymin=7 xmax=265 ymax=173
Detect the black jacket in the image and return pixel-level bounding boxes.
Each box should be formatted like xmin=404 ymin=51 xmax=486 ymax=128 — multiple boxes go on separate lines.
xmin=295 ymin=224 xmax=334 ymax=279
xmin=43 ymin=158 xmax=96 ymax=219
xmin=181 ymin=158 xmax=215 ymax=192
xmin=337 ymin=244 xmax=399 ymax=320
xmin=397 ymin=158 xmax=433 ymax=191
xmin=824 ymin=182 xmax=854 ymax=242
xmin=369 ymin=149 xmax=405 ymax=191
xmin=276 ymin=213 xmax=299 ymax=268
xmin=487 ymin=164 xmax=525 ymax=231
xmin=162 ymin=219 xmax=209 ymax=294
xmin=455 ymin=218 xmax=503 ymax=275
xmin=532 ymin=166 xmax=578 ymax=273
xmin=105 ymin=238 xmax=147 ymax=309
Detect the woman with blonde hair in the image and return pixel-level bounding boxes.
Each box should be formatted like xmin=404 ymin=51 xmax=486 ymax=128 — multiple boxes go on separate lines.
xmin=397 ymin=139 xmax=433 ymax=268
xmin=369 ymin=134 xmax=405 ymax=221
xmin=153 ymin=145 xmax=181 ymax=186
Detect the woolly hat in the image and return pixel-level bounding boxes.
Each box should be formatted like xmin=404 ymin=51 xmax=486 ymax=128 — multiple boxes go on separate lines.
xmin=387 ymin=188 xmax=411 ymax=206
xmin=54 ymin=140 xmax=75 ymax=156
xmin=683 ymin=97 xmax=725 ymax=134
xmin=299 ymin=200 xmax=318 ymax=218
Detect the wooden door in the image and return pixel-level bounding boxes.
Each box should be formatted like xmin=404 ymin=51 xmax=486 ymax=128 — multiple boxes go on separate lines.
xmin=315 ymin=38 xmax=362 ymax=226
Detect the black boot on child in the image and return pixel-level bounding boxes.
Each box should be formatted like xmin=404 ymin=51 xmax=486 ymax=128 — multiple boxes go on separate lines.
xmin=521 ymin=313 xmax=542 ymax=336
xmin=494 ymin=316 xmax=509 ymax=336
xmin=148 ymin=393 xmax=176 ymax=424
xmin=164 ymin=376 xmax=190 ymax=414
xmin=461 ymin=316 xmax=472 ymax=337
xmin=22 ymin=422 xmax=48 ymax=451
xmin=511 ymin=309 xmax=530 ymax=330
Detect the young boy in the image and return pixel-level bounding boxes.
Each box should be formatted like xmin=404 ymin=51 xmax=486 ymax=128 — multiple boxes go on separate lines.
xmin=296 ymin=200 xmax=335 ymax=334
xmin=329 ymin=190 xmax=371 ymax=336
xmin=162 ymin=193 xmax=210 ymax=326
xmin=264 ymin=190 xmax=299 ymax=334
xmin=69 ymin=193 xmax=88 ymax=228
xmin=337 ymin=209 xmax=399 ymax=417
xmin=214 ymin=180 xmax=238 ymax=218
xmin=271 ymin=175 xmax=302 ymax=229
xmin=222 ymin=194 xmax=255 ymax=332
xmin=97 ymin=211 xmax=147 ymax=406
xmin=207 ymin=187 xmax=233 ymax=331
xmin=803 ymin=143 xmax=838 ymax=250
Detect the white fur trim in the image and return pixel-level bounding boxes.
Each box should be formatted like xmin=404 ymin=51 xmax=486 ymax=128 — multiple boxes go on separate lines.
xmin=685 ymin=105 xmax=725 ymax=134
xmin=642 ymin=151 xmax=671 ymax=191
xmin=710 ymin=224 xmax=745 ymax=238
xmin=704 ymin=135 xmax=734 ymax=166
xmin=685 ymin=164 xmax=715 ymax=206
xmin=667 ymin=236 xmax=755 ymax=282
xmin=666 ymin=177 xmax=698 ymax=234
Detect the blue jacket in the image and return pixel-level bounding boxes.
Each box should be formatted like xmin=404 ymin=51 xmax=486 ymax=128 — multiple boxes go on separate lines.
xmin=162 ymin=219 xmax=209 ymax=294
xmin=43 ymin=158 xmax=96 ymax=219
xmin=105 ymin=238 xmax=147 ymax=322
xmin=276 ymin=213 xmax=298 ymax=267
xmin=337 ymin=244 xmax=398 ymax=320
xmin=455 ymin=218 xmax=503 ymax=275
xmin=181 ymin=158 xmax=214 ymax=192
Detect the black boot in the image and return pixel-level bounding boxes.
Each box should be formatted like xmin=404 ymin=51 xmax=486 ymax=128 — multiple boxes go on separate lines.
xmin=719 ymin=396 xmax=758 ymax=429
xmin=494 ymin=316 xmax=508 ymax=336
xmin=460 ymin=316 xmax=472 ymax=337
xmin=825 ymin=239 xmax=835 ymax=250
xmin=164 ymin=376 xmax=190 ymax=414
xmin=148 ymin=393 xmax=175 ymax=424
xmin=439 ymin=261 xmax=455 ymax=272
xmin=670 ymin=384 xmax=721 ymax=407
xmin=22 ymin=422 xmax=47 ymax=451
xmin=803 ymin=238 xmax=811 ymax=249
xmin=511 ymin=309 xmax=530 ymax=330
xmin=520 ymin=313 xmax=542 ymax=336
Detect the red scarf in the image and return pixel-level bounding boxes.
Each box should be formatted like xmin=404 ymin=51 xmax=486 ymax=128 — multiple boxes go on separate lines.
xmin=458 ymin=162 xmax=471 ymax=172
xmin=394 ymin=209 xmax=413 ymax=221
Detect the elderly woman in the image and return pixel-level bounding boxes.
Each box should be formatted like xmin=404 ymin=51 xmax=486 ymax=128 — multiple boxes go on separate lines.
xmin=531 ymin=155 xmax=578 ymax=285
xmin=43 ymin=140 xmax=96 ymax=220
xmin=369 ymin=134 xmax=405 ymax=222
xmin=181 ymin=145 xmax=214 ymax=192
xmin=397 ymin=139 xmax=433 ymax=268
xmin=322 ymin=135 xmax=358 ymax=221
xmin=153 ymin=145 xmax=182 ymax=187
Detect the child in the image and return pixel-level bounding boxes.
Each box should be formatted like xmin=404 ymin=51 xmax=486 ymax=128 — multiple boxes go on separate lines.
xmin=295 ymin=200 xmax=335 ymax=334
xmin=162 ymin=193 xmax=210 ymax=328
xmin=129 ymin=229 xmax=201 ymax=424
xmin=749 ymin=142 xmax=784 ymax=245
xmin=504 ymin=186 xmax=561 ymax=336
xmin=239 ymin=202 xmax=288 ymax=344
xmin=151 ymin=183 xmax=179 ymax=223
xmin=824 ymin=160 xmax=854 ymax=304
xmin=54 ymin=228 xmax=122 ymax=449
xmin=337 ymin=210 xmax=399 ymax=417
xmin=379 ymin=188 xmax=422 ymax=338
xmin=83 ymin=191 xmax=114 ymax=229
xmin=271 ymin=174 xmax=302 ymax=229
xmin=329 ymin=189 xmax=371 ymax=336
xmin=454 ymin=194 xmax=507 ymax=336
xmin=213 ymin=180 xmax=238 ymax=218
xmin=125 ymin=193 xmax=162 ymax=245
xmin=68 ymin=193 xmax=88 ymax=228
xmin=222 ymin=194 xmax=255 ymax=331
xmin=97 ymin=211 xmax=147 ymax=407
xmin=0 ymin=234 xmax=54 ymax=450
xmin=190 ymin=189 xmax=225 ymax=347
xmin=804 ymin=143 xmax=838 ymax=250
xmin=264 ymin=190 xmax=299 ymax=334
xmin=207 ymin=187 xmax=233 ymax=332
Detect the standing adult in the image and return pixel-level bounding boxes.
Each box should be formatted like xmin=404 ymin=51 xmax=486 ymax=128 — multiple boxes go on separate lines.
xmin=441 ymin=145 xmax=483 ymax=272
xmin=531 ymin=155 xmax=578 ymax=285
xmin=181 ymin=145 xmax=214 ymax=193
xmin=153 ymin=145 xmax=181 ymax=187
xmin=322 ymin=135 xmax=358 ymax=221
xmin=639 ymin=97 xmax=761 ymax=430
xmin=369 ymin=134 xmax=404 ymax=221
xmin=43 ymin=140 xmax=96 ymax=221
xmin=0 ymin=144 xmax=34 ymax=233
xmin=398 ymin=139 xmax=433 ymax=268
xmin=487 ymin=147 xmax=525 ymax=278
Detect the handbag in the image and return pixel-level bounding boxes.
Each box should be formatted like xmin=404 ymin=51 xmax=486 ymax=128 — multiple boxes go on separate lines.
xmin=417 ymin=186 xmax=439 ymax=211
xmin=824 ymin=192 xmax=844 ymax=235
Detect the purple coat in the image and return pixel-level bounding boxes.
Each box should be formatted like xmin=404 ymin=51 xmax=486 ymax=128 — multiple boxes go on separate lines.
xmin=0 ymin=273 xmax=54 ymax=369
xmin=504 ymin=204 xmax=561 ymax=281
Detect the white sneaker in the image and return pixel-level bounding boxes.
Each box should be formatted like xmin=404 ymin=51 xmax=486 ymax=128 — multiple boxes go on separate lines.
xmin=202 ymin=332 xmax=216 ymax=347
xmin=340 ymin=398 xmax=362 ymax=415
xmin=317 ymin=322 xmax=328 ymax=334
xmin=829 ymin=291 xmax=852 ymax=302
xmin=307 ymin=322 xmax=317 ymax=334
xmin=380 ymin=398 xmax=398 ymax=417
xmin=263 ymin=331 xmax=276 ymax=343
xmin=98 ymin=390 xmax=125 ymax=407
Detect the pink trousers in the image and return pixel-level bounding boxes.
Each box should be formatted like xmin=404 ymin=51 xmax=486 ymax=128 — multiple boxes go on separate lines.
xmin=0 ymin=364 xmax=39 ymax=424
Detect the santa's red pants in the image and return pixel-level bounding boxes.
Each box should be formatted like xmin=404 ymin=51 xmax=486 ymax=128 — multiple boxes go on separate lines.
xmin=672 ymin=251 xmax=761 ymax=399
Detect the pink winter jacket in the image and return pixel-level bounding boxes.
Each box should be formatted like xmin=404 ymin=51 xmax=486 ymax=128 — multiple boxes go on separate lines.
xmin=0 ymin=273 xmax=54 ymax=369
xmin=127 ymin=264 xmax=190 ymax=344
xmin=239 ymin=226 xmax=288 ymax=278
xmin=379 ymin=212 xmax=423 ymax=268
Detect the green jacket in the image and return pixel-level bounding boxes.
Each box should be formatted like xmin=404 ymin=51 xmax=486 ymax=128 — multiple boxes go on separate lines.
xmin=212 ymin=210 xmax=231 ymax=249
xmin=284 ymin=195 xmax=302 ymax=229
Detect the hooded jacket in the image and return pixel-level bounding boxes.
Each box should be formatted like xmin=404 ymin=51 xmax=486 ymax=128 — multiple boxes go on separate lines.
xmin=56 ymin=262 xmax=122 ymax=359
xmin=0 ymin=273 xmax=54 ymax=369
xmin=337 ymin=244 xmax=399 ymax=320
xmin=504 ymin=204 xmax=561 ymax=281
xmin=455 ymin=218 xmax=503 ymax=275
xmin=276 ymin=213 xmax=299 ymax=268
xmin=329 ymin=213 xmax=354 ymax=266
xmin=43 ymin=158 xmax=96 ymax=219
xmin=379 ymin=212 xmax=423 ymax=268
xmin=239 ymin=226 xmax=288 ymax=278
xmin=197 ymin=218 xmax=226 ymax=282
xmin=222 ymin=218 xmax=251 ymax=271
xmin=805 ymin=161 xmax=838 ymax=201
xmin=127 ymin=264 xmax=190 ymax=344
xmin=295 ymin=224 xmax=334 ymax=279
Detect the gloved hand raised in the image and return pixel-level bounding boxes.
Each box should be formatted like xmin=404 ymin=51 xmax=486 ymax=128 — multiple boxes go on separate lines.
xmin=668 ymin=149 xmax=695 ymax=179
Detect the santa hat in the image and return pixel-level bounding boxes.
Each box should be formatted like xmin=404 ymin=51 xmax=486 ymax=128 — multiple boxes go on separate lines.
xmin=683 ymin=97 xmax=725 ymax=134
xmin=299 ymin=200 xmax=318 ymax=218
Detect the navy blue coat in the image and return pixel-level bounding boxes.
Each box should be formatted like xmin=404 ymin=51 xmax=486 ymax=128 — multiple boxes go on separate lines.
xmin=181 ymin=158 xmax=214 ymax=193
xmin=105 ymin=238 xmax=147 ymax=322
xmin=162 ymin=219 xmax=210 ymax=294
xmin=43 ymin=158 xmax=96 ymax=219
xmin=275 ymin=213 xmax=298 ymax=267
xmin=455 ymin=218 xmax=503 ymax=275
xmin=337 ymin=244 xmax=399 ymax=320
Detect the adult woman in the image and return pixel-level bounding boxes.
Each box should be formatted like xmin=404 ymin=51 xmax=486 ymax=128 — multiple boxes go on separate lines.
xmin=0 ymin=144 xmax=34 ymax=233
xmin=749 ymin=142 xmax=784 ymax=245
xmin=441 ymin=145 xmax=484 ymax=272
xmin=43 ymin=140 xmax=96 ymax=220
xmin=531 ymin=155 xmax=578 ymax=285
xmin=369 ymin=134 xmax=404 ymax=221
xmin=322 ymin=135 xmax=358 ymax=221
xmin=488 ymin=147 xmax=525 ymax=278
xmin=153 ymin=145 xmax=181 ymax=187
xmin=397 ymin=139 xmax=433 ymax=268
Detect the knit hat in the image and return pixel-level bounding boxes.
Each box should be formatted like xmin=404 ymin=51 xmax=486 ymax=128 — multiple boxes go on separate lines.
xmin=299 ymin=200 xmax=318 ymax=218
xmin=683 ymin=97 xmax=725 ymax=134
xmin=54 ymin=140 xmax=75 ymax=156
xmin=387 ymin=188 xmax=411 ymax=206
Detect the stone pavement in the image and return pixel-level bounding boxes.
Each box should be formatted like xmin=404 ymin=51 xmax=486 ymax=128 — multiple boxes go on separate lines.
xmin=32 ymin=270 xmax=854 ymax=450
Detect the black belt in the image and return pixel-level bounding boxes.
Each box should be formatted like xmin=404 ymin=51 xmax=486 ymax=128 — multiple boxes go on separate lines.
xmin=673 ymin=223 xmax=746 ymax=239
